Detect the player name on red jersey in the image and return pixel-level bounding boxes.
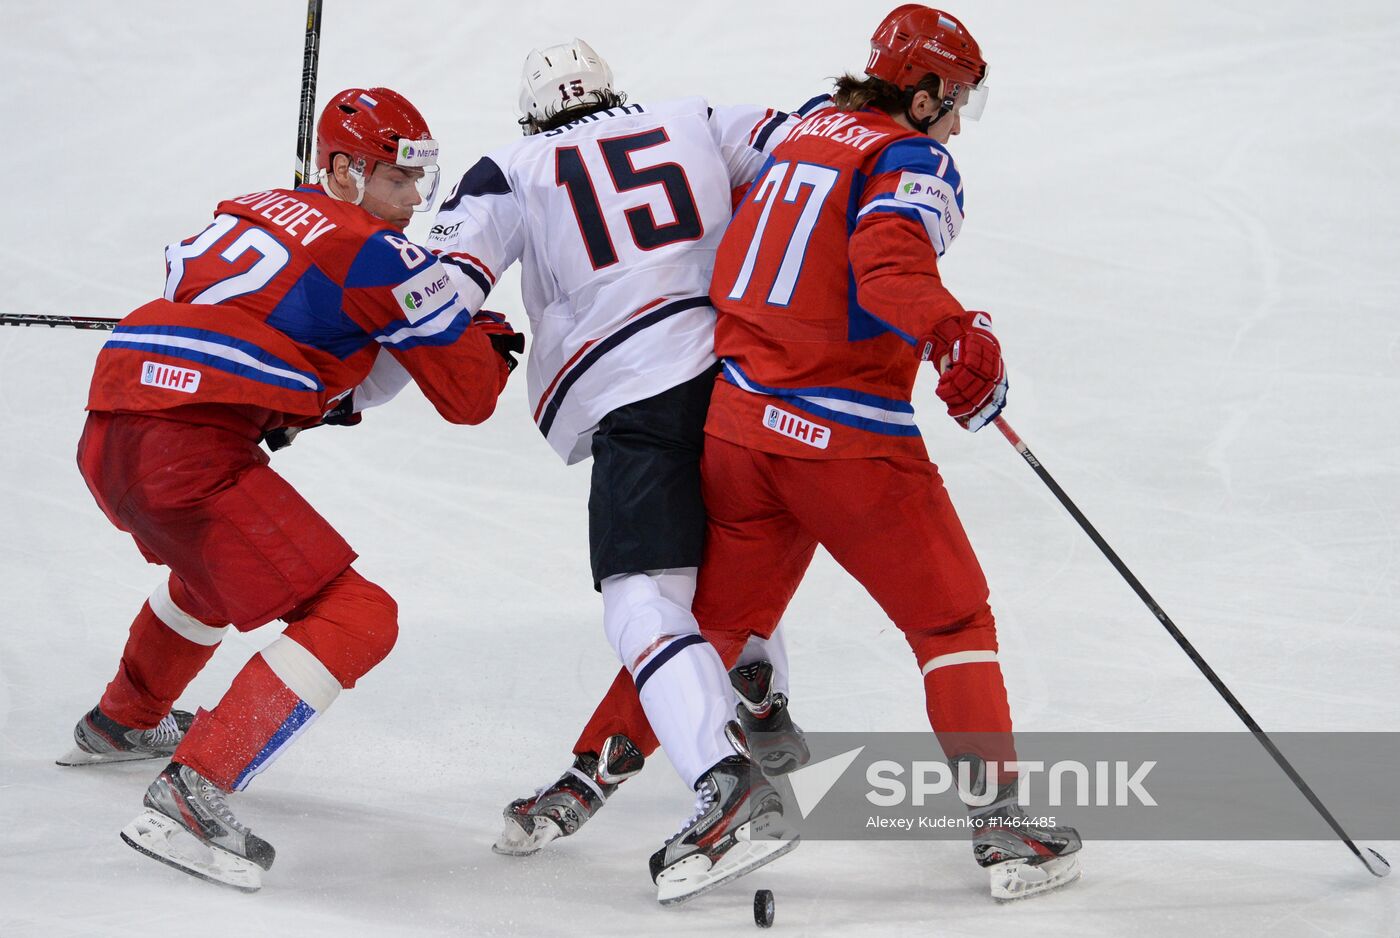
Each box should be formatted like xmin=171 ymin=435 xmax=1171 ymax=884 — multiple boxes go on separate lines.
xmin=786 ymin=112 xmax=889 ymax=152
xmin=229 ymin=191 xmax=339 ymax=246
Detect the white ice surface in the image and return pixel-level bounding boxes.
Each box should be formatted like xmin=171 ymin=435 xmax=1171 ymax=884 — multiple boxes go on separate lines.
xmin=2 ymin=2 xmax=1398 ymax=935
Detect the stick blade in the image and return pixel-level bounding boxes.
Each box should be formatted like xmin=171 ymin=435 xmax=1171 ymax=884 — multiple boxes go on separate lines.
xmin=1362 ymin=847 xmax=1391 ymax=878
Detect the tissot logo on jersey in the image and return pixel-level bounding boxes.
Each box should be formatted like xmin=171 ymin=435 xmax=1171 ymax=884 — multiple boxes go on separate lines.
xmin=396 ymin=266 xmax=453 ymax=322
xmin=763 ymin=404 xmax=830 ymax=449
xmin=140 ymin=361 xmax=201 ymax=393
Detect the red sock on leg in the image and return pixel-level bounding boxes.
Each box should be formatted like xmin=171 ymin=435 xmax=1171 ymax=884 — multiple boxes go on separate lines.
xmin=99 ymin=576 xmax=228 ymax=728
xmin=905 ymin=606 xmax=1017 ymax=767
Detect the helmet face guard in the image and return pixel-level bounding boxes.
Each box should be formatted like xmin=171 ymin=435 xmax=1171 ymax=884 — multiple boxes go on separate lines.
xmin=316 ymin=88 xmax=441 ymax=212
xmin=355 ymin=138 xmax=441 ymax=213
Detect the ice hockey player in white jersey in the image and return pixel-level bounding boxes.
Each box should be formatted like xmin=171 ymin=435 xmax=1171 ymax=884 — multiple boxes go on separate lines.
xmin=427 ymin=40 xmax=814 ymax=902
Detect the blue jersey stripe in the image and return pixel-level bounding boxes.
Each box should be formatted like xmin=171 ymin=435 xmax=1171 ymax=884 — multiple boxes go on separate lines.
xmin=721 ymin=358 xmax=914 ymax=412
xmin=440 ymin=254 xmax=493 ymax=297
xmin=108 ymin=324 xmax=324 ymax=390
xmin=537 ymin=296 xmax=711 ymax=437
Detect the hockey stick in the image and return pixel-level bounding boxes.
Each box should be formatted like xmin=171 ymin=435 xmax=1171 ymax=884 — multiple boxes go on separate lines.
xmin=260 ymin=0 xmax=323 ymax=451
xmin=0 ymin=313 xmax=117 ymax=330
xmin=293 ymin=0 xmax=324 ymax=186
xmin=4 ymin=4 xmax=325 ymax=335
xmin=991 ymin=415 xmax=1390 ymax=877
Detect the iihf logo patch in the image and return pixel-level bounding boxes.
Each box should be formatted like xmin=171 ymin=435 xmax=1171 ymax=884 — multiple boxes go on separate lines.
xmin=141 ymin=360 xmax=201 ymax=393
xmin=762 ymin=404 xmax=830 ymax=449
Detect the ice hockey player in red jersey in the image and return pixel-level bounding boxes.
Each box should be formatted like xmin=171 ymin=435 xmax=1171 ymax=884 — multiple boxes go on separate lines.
xmin=57 ymin=87 xmax=521 ymax=891
xmin=525 ymin=6 xmax=1084 ymax=900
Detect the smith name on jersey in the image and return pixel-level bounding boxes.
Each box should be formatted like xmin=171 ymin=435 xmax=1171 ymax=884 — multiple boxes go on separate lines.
xmin=87 ymin=184 xmax=509 ymax=430
xmin=427 ymin=96 xmax=819 ymax=463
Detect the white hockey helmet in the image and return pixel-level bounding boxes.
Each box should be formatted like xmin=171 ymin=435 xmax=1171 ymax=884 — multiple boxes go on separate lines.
xmin=518 ymin=39 xmax=615 ymax=130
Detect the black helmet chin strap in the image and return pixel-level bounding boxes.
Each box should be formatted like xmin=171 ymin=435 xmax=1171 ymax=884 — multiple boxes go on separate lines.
xmin=900 ymin=86 xmax=935 ymax=134
xmin=901 ymin=78 xmax=958 ymax=135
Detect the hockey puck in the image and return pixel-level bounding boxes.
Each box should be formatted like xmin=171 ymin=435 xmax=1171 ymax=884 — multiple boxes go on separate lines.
xmin=753 ymin=888 xmax=775 ymax=928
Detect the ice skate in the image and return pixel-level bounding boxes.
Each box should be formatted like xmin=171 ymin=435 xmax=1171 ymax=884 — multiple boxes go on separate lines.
xmin=958 ymin=756 xmax=1082 ymax=901
xmin=494 ymin=734 xmax=644 ymax=856
xmin=650 ymin=752 xmax=799 ymax=906
xmin=56 ymin=705 xmax=194 ymax=766
xmin=729 ymin=661 xmax=810 ymax=776
xmin=120 ymin=761 xmax=275 ymax=892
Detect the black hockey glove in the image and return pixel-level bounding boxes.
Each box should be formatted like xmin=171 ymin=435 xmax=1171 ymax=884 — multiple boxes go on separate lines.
xmin=259 ymin=392 xmax=359 ymax=451
xmin=472 ymin=310 xmax=525 ymax=372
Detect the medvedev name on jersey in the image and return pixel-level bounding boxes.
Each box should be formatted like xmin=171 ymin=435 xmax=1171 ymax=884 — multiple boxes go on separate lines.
xmin=787 ymin=112 xmax=890 ymax=151
xmin=230 ymin=191 xmax=339 ymax=246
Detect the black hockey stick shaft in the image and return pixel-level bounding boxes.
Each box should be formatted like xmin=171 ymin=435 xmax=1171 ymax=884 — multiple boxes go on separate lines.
xmin=992 ymin=416 xmax=1390 ymax=878
xmin=293 ymin=0 xmax=324 ymax=186
xmin=266 ymin=0 xmax=323 ymax=451
xmin=8 ymin=6 xmax=324 ymax=334
xmin=1 ymin=313 xmax=117 ymax=330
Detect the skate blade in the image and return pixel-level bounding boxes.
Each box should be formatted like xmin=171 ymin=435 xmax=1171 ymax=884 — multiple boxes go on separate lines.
xmin=492 ymin=814 xmax=562 ymax=857
xmin=989 ymin=854 xmax=1081 ymax=901
xmin=56 ymin=747 xmax=167 ymax=767
xmin=120 ymin=809 xmax=262 ymax=893
xmin=657 ymin=821 xmax=800 ymax=906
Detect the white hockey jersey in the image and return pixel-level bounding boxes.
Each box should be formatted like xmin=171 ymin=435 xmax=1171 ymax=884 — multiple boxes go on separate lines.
xmin=427 ymin=96 xmax=816 ymax=463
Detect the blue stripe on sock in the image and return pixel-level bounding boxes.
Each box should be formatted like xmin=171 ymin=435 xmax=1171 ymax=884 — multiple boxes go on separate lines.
xmin=232 ymin=700 xmax=315 ymax=790
xmin=634 ymin=634 xmax=707 ymax=693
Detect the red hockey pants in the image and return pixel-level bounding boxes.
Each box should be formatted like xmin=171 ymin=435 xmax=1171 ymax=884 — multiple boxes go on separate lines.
xmin=77 ymin=412 xmax=397 ymax=790
xmin=574 ymin=435 xmax=1015 ymax=764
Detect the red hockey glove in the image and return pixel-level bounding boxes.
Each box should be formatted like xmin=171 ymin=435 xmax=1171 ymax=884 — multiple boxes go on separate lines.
xmin=917 ymin=311 xmax=1008 ymax=432
xmin=470 ymin=310 xmax=525 ymax=372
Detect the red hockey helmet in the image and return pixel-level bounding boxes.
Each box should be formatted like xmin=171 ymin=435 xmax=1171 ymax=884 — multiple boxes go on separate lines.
xmin=315 ymin=87 xmax=441 ymax=212
xmin=866 ymin=6 xmax=989 ymax=119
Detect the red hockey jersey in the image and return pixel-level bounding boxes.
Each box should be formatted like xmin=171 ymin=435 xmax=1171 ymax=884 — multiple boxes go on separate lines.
xmin=87 ymin=184 xmax=508 ymax=429
xmin=707 ymin=104 xmax=969 ymax=459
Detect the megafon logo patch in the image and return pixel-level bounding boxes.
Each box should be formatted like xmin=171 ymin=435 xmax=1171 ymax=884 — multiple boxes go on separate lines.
xmin=896 ymin=172 xmax=951 ymax=211
xmin=395 ymin=265 xmax=454 ymax=323
xmin=141 ymin=361 xmax=201 ymax=394
xmin=398 ymin=140 xmax=439 ymax=164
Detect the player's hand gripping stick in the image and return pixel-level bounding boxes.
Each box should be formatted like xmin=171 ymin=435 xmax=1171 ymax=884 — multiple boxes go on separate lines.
xmin=917 ymin=310 xmax=1007 ymax=432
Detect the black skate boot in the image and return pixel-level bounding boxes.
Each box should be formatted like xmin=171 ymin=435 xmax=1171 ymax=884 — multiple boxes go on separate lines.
xmin=649 ymin=748 xmax=799 ymax=905
xmin=120 ymin=761 xmax=275 ymax=892
xmin=955 ymin=754 xmax=1082 ymax=900
xmin=56 ymin=705 xmax=194 ymax=766
xmin=494 ymin=734 xmax=645 ymax=856
xmin=729 ymin=660 xmax=810 ymax=776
